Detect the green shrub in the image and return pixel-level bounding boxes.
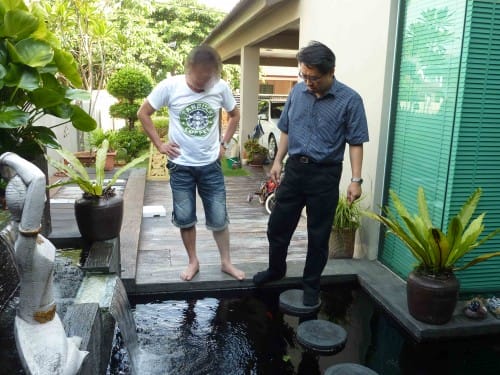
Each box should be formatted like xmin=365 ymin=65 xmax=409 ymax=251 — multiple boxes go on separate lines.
xmin=153 ymin=116 xmax=169 ymax=138
xmin=109 ymin=103 xmax=140 ymax=125
xmin=107 ymin=66 xmax=153 ymax=130
xmin=107 ymin=66 xmax=153 ymax=102
xmin=112 ymin=128 xmax=150 ymax=161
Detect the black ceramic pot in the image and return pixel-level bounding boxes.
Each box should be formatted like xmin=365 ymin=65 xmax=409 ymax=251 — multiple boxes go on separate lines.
xmin=406 ymin=270 xmax=459 ymax=325
xmin=74 ymin=194 xmax=124 ymax=242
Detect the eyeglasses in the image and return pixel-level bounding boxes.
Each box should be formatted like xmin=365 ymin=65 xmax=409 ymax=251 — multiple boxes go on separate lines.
xmin=298 ymin=71 xmax=323 ymax=83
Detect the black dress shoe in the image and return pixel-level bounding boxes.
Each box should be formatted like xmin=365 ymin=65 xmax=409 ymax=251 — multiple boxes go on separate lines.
xmin=252 ymin=269 xmax=285 ymax=286
xmin=302 ymin=292 xmax=320 ymax=306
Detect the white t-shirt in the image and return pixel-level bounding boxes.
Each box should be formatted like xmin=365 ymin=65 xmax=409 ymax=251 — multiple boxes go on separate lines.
xmin=147 ymin=75 xmax=236 ymax=166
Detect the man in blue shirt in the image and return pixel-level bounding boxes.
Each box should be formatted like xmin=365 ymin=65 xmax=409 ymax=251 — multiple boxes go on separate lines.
xmin=253 ymin=41 xmax=369 ymax=306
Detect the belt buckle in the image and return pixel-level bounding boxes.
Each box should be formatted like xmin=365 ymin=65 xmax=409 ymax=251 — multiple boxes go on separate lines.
xmin=299 ymin=156 xmax=310 ymax=163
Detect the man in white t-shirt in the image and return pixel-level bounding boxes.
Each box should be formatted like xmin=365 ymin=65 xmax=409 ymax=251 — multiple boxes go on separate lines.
xmin=137 ymin=45 xmax=245 ymax=281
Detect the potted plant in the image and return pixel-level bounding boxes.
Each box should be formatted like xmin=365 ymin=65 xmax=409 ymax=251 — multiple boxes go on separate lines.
xmin=243 ymin=138 xmax=268 ymax=166
xmin=329 ymin=194 xmax=362 ymax=259
xmin=365 ymin=187 xmax=500 ymax=324
xmin=47 ymin=139 xmax=149 ymax=242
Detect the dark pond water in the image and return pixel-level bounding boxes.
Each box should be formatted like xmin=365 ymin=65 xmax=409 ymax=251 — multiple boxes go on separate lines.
xmin=3 ymin=282 xmax=500 ymax=374
xmin=107 ymin=284 xmax=500 ymax=375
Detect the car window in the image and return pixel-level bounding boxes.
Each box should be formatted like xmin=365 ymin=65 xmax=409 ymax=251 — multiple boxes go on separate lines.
xmin=270 ymin=102 xmax=285 ymax=119
xmin=258 ymin=101 xmax=269 ymax=115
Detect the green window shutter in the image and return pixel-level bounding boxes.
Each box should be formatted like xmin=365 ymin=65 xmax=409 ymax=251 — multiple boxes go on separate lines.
xmin=380 ymin=1 xmax=467 ymax=279
xmin=382 ymin=0 xmax=500 ymax=293
xmin=448 ymin=0 xmax=500 ymax=293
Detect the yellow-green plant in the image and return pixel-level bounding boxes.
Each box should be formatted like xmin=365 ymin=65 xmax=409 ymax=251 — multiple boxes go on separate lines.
xmin=333 ymin=194 xmax=362 ymax=230
xmin=364 ymin=187 xmax=500 ymax=276
xmin=47 ymin=139 xmax=148 ymax=197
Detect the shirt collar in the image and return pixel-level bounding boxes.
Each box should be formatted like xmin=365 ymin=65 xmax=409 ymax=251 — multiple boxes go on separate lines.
xmin=299 ymin=78 xmax=338 ymax=98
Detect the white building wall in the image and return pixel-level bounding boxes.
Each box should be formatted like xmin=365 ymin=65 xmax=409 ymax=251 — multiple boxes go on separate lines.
xmin=299 ymin=0 xmax=400 ymax=259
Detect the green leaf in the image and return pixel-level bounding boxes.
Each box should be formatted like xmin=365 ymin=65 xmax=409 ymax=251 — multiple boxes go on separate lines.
xmin=65 ymin=88 xmax=91 ymax=101
xmin=417 ymin=187 xmax=433 ymax=228
xmin=69 ymin=105 xmax=97 ymax=132
xmin=30 ymin=87 xmax=65 ymax=108
xmin=456 ymin=188 xmax=481 ymax=229
xmin=28 ymin=126 xmax=59 ymax=148
xmin=2 ymin=9 xmax=38 ymax=40
xmin=4 ymin=62 xmax=40 ymax=90
xmin=105 ymin=151 xmax=149 ymax=189
xmin=0 ymin=106 xmax=28 ymax=128
xmin=95 ymin=139 xmax=109 ymax=193
xmin=0 ymin=64 xmax=6 ymax=81
xmin=45 ymin=102 xmax=73 ymax=119
xmin=13 ymin=38 xmax=53 ymax=67
xmin=53 ymin=48 xmax=82 ymax=87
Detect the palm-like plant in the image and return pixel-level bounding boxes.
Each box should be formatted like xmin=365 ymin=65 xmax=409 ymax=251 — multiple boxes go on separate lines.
xmin=47 ymin=139 xmax=148 ymax=197
xmin=365 ymin=187 xmax=500 ymax=276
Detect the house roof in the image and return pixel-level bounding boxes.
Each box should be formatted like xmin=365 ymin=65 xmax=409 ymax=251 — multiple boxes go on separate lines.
xmin=204 ymin=0 xmax=299 ymax=67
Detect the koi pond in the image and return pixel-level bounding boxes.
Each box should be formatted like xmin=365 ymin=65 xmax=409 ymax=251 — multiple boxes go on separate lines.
xmin=106 ymin=284 xmax=500 ymax=375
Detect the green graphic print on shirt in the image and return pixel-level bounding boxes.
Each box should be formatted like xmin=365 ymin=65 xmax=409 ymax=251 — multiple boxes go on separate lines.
xmin=180 ymin=101 xmax=216 ymax=137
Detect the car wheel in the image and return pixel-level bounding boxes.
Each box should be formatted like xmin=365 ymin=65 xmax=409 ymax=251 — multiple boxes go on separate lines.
xmin=265 ymin=192 xmax=276 ymax=214
xmin=268 ymin=134 xmax=277 ymax=160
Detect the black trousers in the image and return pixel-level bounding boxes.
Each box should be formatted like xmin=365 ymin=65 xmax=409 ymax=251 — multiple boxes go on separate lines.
xmin=267 ymin=157 xmax=342 ymax=297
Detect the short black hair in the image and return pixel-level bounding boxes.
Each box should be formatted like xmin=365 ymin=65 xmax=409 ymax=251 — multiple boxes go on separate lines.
xmin=185 ymin=45 xmax=222 ymax=76
xmin=296 ymin=41 xmax=336 ymax=74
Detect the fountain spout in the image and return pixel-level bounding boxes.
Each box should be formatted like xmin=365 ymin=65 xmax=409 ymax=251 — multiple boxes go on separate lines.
xmin=0 ymin=152 xmax=88 ymax=375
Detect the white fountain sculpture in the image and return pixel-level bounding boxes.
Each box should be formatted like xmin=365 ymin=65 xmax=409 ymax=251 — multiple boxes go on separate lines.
xmin=0 ymin=152 xmax=88 ymax=375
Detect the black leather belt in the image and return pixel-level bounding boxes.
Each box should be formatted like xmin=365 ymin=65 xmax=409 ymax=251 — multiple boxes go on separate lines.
xmin=290 ymin=155 xmax=340 ymax=166
xmin=297 ymin=155 xmax=313 ymax=163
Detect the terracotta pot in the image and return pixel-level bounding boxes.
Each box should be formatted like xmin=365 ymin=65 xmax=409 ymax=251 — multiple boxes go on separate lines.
xmin=74 ymin=194 xmax=123 ymax=242
xmin=329 ymin=228 xmax=356 ymax=258
xmin=104 ymin=152 xmax=116 ymax=171
xmin=406 ymin=270 xmax=459 ymax=325
xmin=249 ymin=153 xmax=266 ymax=166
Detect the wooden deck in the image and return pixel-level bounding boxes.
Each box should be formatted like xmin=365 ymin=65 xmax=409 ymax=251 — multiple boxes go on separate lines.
xmin=134 ymin=165 xmax=308 ymax=291
xmin=49 ymin=165 xmax=308 ymax=293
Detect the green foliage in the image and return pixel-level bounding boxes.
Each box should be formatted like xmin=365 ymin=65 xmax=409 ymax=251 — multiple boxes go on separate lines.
xmin=111 ymin=127 xmax=150 ymax=161
xmin=109 ymin=102 xmax=140 ymax=124
xmin=364 ymin=187 xmax=500 ymax=276
xmin=107 ymin=66 xmax=153 ymax=102
xmin=221 ymin=157 xmax=249 ymax=177
xmin=47 ymin=139 xmax=149 ymax=197
xmin=150 ymin=0 xmax=225 ymax=75
xmin=243 ymin=138 xmax=268 ymax=162
xmin=107 ymin=66 xmax=152 ymax=130
xmin=0 ymin=0 xmax=96 ymax=159
xmin=333 ymin=194 xmax=362 ymax=230
xmin=88 ymin=127 xmax=149 ymax=161
xmin=153 ymin=115 xmax=169 ymax=138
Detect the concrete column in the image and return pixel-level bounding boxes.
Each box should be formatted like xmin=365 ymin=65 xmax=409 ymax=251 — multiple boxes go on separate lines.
xmin=239 ymin=45 xmax=260 ymax=155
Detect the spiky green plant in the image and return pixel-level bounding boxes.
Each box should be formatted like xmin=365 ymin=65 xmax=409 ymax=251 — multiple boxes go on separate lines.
xmin=364 ymin=187 xmax=500 ymax=275
xmin=47 ymin=139 xmax=149 ymax=197
xmin=333 ymin=194 xmax=362 ymax=230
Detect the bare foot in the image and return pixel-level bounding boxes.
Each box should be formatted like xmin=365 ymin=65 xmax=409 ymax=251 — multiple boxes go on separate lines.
xmin=180 ymin=262 xmax=199 ymax=281
xmin=221 ymin=263 xmax=245 ymax=281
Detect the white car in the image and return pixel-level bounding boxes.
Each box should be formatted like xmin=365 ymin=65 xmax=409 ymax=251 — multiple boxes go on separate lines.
xmin=257 ymin=98 xmax=286 ymax=160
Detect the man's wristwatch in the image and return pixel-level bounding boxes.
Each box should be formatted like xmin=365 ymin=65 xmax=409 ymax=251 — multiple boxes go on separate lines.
xmin=220 ymin=141 xmax=229 ymax=150
xmin=351 ymin=177 xmax=363 ymax=184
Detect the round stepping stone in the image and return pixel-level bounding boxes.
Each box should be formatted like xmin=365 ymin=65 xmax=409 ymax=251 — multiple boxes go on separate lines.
xmin=279 ymin=289 xmax=321 ymax=317
xmin=325 ymin=363 xmax=378 ymax=375
xmin=296 ymin=319 xmax=347 ymax=355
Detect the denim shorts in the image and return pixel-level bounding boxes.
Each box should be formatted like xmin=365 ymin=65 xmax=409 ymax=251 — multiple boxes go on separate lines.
xmin=167 ymin=159 xmax=229 ymax=231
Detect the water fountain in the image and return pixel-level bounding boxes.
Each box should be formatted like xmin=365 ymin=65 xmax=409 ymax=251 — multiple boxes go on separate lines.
xmin=0 ymin=152 xmax=87 ymax=374
xmin=0 ymin=152 xmax=144 ymax=375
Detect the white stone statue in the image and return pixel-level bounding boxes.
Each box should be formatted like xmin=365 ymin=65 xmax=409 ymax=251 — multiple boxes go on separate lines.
xmin=0 ymin=152 xmax=88 ymax=375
